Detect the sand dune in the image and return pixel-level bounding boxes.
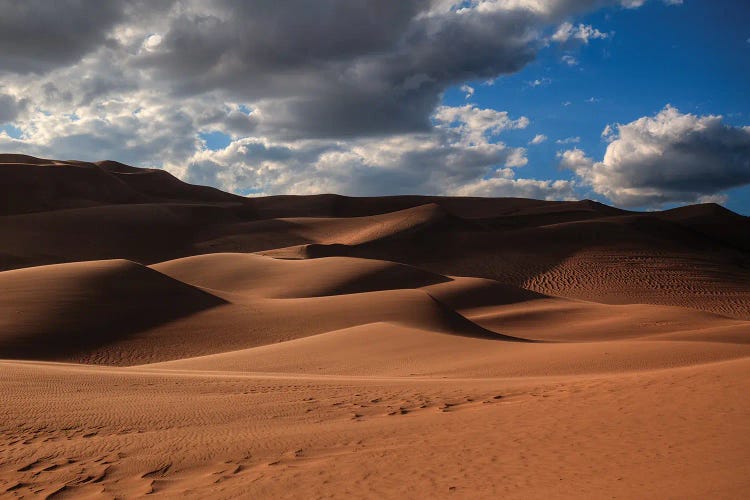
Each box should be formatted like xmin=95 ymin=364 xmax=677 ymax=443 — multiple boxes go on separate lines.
xmin=0 ymin=253 xmax=523 ymax=365
xmin=1 ymin=155 xmax=749 ymax=498
xmin=0 ymin=259 xmax=226 ymax=362
xmin=148 ymin=323 xmax=750 ymax=377
xmin=0 ymin=154 xmax=241 ymax=216
xmin=3 ymin=155 xmax=750 ymax=323
xmin=196 ymin=202 xmax=449 ymax=254
xmin=151 ymin=252 xmax=451 ymax=298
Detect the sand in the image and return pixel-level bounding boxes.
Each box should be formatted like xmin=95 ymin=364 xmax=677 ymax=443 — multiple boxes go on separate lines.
xmin=1 ymin=155 xmax=749 ymax=498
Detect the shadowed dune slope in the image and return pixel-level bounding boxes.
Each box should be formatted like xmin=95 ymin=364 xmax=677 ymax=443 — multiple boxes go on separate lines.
xmin=193 ymin=202 xmax=451 ymax=253
xmin=0 ymin=154 xmax=242 ymax=216
xmin=0 ymin=260 xmax=226 ymax=362
xmin=0 ymin=203 xmax=245 ymax=270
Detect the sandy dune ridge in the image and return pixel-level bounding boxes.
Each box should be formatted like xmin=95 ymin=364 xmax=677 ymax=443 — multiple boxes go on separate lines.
xmin=1 ymin=155 xmax=749 ymax=498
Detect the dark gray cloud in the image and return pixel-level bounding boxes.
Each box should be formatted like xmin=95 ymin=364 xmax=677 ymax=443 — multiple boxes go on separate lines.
xmin=0 ymin=0 xmax=626 ymax=140
xmin=560 ymin=106 xmax=750 ymax=207
xmin=0 ymin=1 xmax=128 ymax=74
xmin=134 ymin=0 xmax=601 ymax=138
xmin=0 ymin=93 xmax=25 ymax=123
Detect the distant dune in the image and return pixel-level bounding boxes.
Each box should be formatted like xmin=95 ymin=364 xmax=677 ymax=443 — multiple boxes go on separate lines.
xmin=1 ymin=155 xmax=749 ymax=498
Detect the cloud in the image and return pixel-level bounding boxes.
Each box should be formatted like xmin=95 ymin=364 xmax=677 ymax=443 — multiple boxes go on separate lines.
xmin=561 ymin=55 xmax=578 ymax=66
xmin=556 ymin=136 xmax=581 ymax=144
xmin=133 ymin=0 xmax=556 ymax=138
xmin=0 ymin=93 xmax=26 ymax=124
xmin=141 ymin=34 xmax=163 ymax=52
xmin=450 ymin=175 xmax=577 ymax=199
xmin=551 ymin=22 xmax=608 ymax=45
xmin=557 ymin=148 xmax=595 ymax=171
xmin=529 ymin=134 xmax=548 ymax=145
xmin=561 ymin=105 xmax=750 ymax=207
xmin=432 ymin=104 xmax=530 ymax=142
xmin=461 ymin=84 xmax=475 ymax=99
xmin=0 ymin=1 xmax=136 ymax=74
xmin=621 ymin=0 xmax=682 ymax=6
xmin=528 ymin=77 xmax=552 ymax=87
xmin=0 ymin=0 xmax=668 ymax=200
xmin=169 ymin=104 xmax=534 ymax=196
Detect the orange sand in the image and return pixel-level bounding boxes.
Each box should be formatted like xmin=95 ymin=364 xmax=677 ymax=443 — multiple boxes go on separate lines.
xmin=1 ymin=155 xmax=749 ymax=498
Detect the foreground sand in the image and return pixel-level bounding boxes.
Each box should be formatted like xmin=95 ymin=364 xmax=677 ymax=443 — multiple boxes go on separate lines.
xmin=1 ymin=155 xmax=749 ymax=498
xmin=2 ymin=358 xmax=749 ymax=498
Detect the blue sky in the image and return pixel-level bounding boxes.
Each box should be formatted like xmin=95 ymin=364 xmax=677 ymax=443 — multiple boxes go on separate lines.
xmin=1 ymin=0 xmax=749 ymax=213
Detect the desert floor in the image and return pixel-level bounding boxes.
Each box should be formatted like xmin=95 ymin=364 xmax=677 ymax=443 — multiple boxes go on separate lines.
xmin=2 ymin=155 xmax=749 ymax=498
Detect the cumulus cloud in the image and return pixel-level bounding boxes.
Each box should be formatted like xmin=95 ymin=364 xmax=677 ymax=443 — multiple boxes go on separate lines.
xmin=433 ymin=104 xmax=530 ymax=142
xmin=557 ymin=148 xmax=595 ymax=171
xmin=529 ymin=134 xmax=548 ymax=145
xmin=170 ymin=104 xmax=534 ymax=196
xmin=561 ymin=105 xmax=750 ymax=207
xmin=451 ymin=175 xmax=577 ymax=199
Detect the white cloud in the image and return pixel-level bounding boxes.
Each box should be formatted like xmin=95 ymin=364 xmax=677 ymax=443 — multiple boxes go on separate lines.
xmin=165 ymin=104 xmax=536 ymax=197
xmin=529 ymin=134 xmax=547 ymax=145
xmin=561 ymin=55 xmax=578 ymax=66
xmin=621 ymin=0 xmax=682 ymax=6
xmin=697 ymin=193 xmax=728 ymax=204
xmin=552 ymin=22 xmax=608 ymax=45
xmin=561 ymin=105 xmax=750 ymax=207
xmin=433 ymin=104 xmax=529 ymax=142
xmin=556 ymin=136 xmax=581 ymax=144
xmin=452 ymin=175 xmax=576 ymax=200
xmin=528 ymin=77 xmax=552 ymax=87
xmin=557 ymin=148 xmax=594 ymax=171
xmin=141 ymin=34 xmax=163 ymax=52
xmin=460 ymin=84 xmax=475 ymax=99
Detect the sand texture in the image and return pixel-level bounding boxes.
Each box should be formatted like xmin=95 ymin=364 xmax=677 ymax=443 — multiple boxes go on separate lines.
xmin=1 ymin=155 xmax=749 ymax=498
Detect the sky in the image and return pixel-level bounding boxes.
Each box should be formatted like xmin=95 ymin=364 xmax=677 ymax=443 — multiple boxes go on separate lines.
xmin=1 ymin=0 xmax=749 ymax=213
